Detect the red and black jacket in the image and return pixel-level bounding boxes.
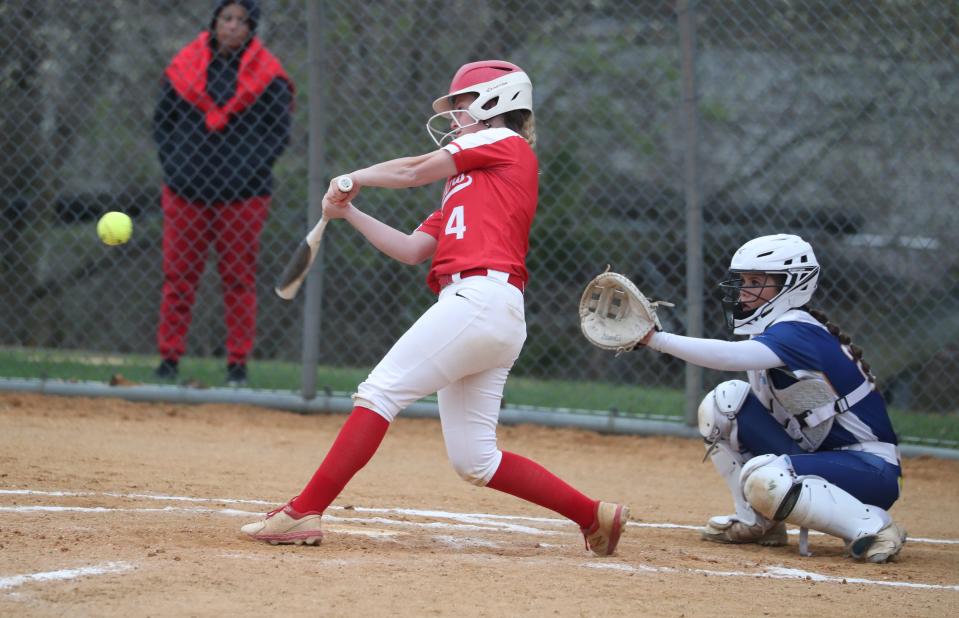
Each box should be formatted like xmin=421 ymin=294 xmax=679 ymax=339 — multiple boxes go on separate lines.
xmin=153 ymin=32 xmax=294 ymax=204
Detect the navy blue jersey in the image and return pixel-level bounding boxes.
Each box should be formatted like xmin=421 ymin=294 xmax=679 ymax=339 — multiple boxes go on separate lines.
xmin=752 ymin=313 xmax=898 ymax=455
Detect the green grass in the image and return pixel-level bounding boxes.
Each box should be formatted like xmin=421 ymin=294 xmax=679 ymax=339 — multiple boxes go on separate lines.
xmin=888 ymin=408 xmax=959 ymax=448
xmin=503 ymin=375 xmax=685 ymax=420
xmin=1 ymin=346 xmax=956 ymax=447
xmin=0 ymin=348 xmax=376 ymax=395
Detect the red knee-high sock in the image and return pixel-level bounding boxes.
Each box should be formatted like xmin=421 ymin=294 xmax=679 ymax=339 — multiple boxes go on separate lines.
xmin=290 ymin=407 xmax=389 ymax=514
xmin=486 ymin=451 xmax=597 ymax=529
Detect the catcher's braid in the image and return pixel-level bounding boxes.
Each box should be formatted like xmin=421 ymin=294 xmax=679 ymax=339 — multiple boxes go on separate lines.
xmin=808 ymin=308 xmax=875 ymax=383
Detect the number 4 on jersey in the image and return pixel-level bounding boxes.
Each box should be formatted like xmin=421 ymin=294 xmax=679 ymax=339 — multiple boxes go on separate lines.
xmin=445 ymin=205 xmax=466 ymax=239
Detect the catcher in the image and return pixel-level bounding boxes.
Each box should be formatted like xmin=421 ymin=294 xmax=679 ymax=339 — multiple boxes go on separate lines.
xmin=579 ymin=234 xmax=905 ymax=563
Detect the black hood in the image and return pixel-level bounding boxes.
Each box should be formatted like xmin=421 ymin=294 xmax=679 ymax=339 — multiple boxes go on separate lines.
xmin=210 ymin=0 xmax=260 ymax=33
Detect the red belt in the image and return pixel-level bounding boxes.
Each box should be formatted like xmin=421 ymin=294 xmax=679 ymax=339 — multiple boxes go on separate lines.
xmin=437 ymin=268 xmax=525 ymax=293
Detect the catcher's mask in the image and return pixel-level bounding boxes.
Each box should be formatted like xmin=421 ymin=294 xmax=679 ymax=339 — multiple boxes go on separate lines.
xmin=718 ymin=234 xmax=820 ymax=335
xmin=426 ymin=60 xmax=533 ymax=147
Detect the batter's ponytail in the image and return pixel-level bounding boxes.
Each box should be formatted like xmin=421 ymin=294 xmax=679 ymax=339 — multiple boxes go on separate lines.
xmin=503 ymin=109 xmax=536 ymax=148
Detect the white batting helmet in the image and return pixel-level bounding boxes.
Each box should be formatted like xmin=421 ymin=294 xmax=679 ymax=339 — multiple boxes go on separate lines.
xmin=719 ymin=234 xmax=820 ymax=335
xmin=427 ymin=60 xmax=533 ymax=146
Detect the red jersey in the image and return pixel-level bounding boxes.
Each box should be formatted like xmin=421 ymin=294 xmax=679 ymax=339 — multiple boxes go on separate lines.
xmin=416 ymin=128 xmax=538 ymax=294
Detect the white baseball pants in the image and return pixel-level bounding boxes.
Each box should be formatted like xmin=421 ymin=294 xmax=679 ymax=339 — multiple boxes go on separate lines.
xmin=353 ymin=273 xmax=526 ymax=485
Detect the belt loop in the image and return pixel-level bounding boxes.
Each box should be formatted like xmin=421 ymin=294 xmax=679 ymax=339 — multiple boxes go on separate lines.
xmin=485 ymin=270 xmax=509 ymax=283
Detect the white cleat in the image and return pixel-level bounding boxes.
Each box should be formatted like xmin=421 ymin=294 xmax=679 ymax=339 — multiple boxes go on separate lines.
xmin=702 ymin=515 xmax=787 ymax=546
xmin=581 ymin=501 xmax=629 ymax=556
xmin=240 ymin=502 xmax=324 ymax=546
xmin=848 ymin=521 xmax=906 ymax=563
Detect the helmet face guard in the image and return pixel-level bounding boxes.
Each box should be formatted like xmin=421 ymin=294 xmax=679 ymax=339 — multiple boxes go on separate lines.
xmin=426 ymin=109 xmax=481 ymax=147
xmin=719 ymin=271 xmax=789 ymax=332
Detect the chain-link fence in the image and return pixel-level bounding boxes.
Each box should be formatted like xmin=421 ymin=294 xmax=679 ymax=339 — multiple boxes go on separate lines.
xmin=1 ymin=1 xmax=956 ymax=447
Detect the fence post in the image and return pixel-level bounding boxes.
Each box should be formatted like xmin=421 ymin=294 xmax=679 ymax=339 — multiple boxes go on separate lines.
xmin=678 ymin=0 xmax=704 ymax=426
xmin=300 ymin=0 xmax=329 ymax=400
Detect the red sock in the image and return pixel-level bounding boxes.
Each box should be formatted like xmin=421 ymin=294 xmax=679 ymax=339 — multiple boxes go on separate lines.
xmin=486 ymin=451 xmax=597 ymax=529
xmin=290 ymin=407 xmax=389 ymax=514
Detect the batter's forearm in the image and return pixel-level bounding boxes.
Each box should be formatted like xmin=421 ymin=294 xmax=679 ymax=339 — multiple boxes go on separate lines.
xmin=352 ymin=151 xmax=456 ymax=189
xmin=343 ymin=205 xmax=434 ymax=264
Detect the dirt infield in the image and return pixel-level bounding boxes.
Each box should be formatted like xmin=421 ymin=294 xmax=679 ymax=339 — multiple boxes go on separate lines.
xmin=1 ymin=393 xmax=957 ymax=617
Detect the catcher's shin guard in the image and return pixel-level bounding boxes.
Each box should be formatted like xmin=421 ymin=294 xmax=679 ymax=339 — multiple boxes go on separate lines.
xmin=704 ymin=441 xmax=759 ymax=528
xmin=697 ymin=380 xmax=769 ymax=534
xmin=741 ymin=454 xmax=902 ymax=561
xmin=700 ymin=442 xmax=787 ymax=546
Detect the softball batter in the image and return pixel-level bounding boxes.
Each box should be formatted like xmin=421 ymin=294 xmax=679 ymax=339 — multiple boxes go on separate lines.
xmin=640 ymin=234 xmax=905 ymax=563
xmin=241 ymin=60 xmax=628 ymax=556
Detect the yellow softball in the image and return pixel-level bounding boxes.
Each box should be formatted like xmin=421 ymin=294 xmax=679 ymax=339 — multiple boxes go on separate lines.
xmin=97 ymin=211 xmax=133 ymax=246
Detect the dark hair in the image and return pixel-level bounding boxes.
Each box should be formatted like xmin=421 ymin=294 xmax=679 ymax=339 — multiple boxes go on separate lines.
xmin=210 ymin=0 xmax=260 ymax=33
xmin=808 ymin=308 xmax=876 ymax=383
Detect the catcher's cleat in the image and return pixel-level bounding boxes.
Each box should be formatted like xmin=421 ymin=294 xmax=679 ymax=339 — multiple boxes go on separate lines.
xmin=240 ymin=502 xmax=324 ymax=546
xmin=848 ymin=521 xmax=906 ymax=563
xmin=702 ymin=515 xmax=788 ymax=546
xmin=581 ymin=501 xmax=629 ymax=556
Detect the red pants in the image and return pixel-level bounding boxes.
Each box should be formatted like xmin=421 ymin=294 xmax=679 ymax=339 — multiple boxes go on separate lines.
xmin=157 ymin=185 xmax=270 ymax=365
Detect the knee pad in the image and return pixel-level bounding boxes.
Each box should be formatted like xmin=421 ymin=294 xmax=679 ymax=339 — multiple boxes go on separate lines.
xmin=698 ymin=380 xmax=751 ymax=450
xmin=741 ymin=454 xmax=798 ymax=521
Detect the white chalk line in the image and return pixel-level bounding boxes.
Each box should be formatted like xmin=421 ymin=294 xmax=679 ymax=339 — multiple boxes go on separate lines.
xmin=431 ymin=534 xmax=503 ymax=549
xmin=0 ymin=488 xmax=273 ymax=506
xmin=0 ymin=505 xmax=262 ymax=517
xmin=4 ymin=488 xmax=957 ymax=545
xmin=584 ymin=562 xmax=959 ymax=592
xmin=0 ymin=562 xmax=134 ymax=592
xmin=0 ymin=504 xmax=838 ymax=543
xmin=3 ymin=487 xmax=959 ymax=594
xmin=0 ymin=505 xmax=553 ymax=536
xmin=584 ymin=544 xmax=959 ymax=593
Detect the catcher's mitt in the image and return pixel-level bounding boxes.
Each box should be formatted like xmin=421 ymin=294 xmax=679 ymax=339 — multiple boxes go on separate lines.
xmin=579 ymin=266 xmax=674 ymax=355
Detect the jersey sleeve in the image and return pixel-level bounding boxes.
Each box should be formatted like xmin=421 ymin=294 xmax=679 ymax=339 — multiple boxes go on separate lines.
xmin=753 ymin=321 xmax=827 ymax=371
xmin=442 ymin=129 xmax=516 ymax=173
xmin=415 ymin=209 xmax=443 ymax=239
xmin=647 ymin=332 xmax=783 ymax=371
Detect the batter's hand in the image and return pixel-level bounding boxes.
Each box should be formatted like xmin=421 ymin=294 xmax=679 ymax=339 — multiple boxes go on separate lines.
xmin=321 ymin=195 xmax=351 ymax=220
xmin=325 ymin=175 xmax=359 ymax=206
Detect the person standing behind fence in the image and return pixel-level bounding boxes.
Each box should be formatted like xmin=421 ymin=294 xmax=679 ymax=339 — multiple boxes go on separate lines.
xmin=636 ymin=234 xmax=905 ymax=563
xmin=152 ymin=0 xmax=293 ymax=386
xmin=239 ymin=60 xmax=629 ymax=556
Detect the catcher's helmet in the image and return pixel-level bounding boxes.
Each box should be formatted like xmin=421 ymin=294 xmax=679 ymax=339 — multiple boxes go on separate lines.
xmin=427 ymin=60 xmax=532 ymax=146
xmin=719 ymin=234 xmax=820 ymax=335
